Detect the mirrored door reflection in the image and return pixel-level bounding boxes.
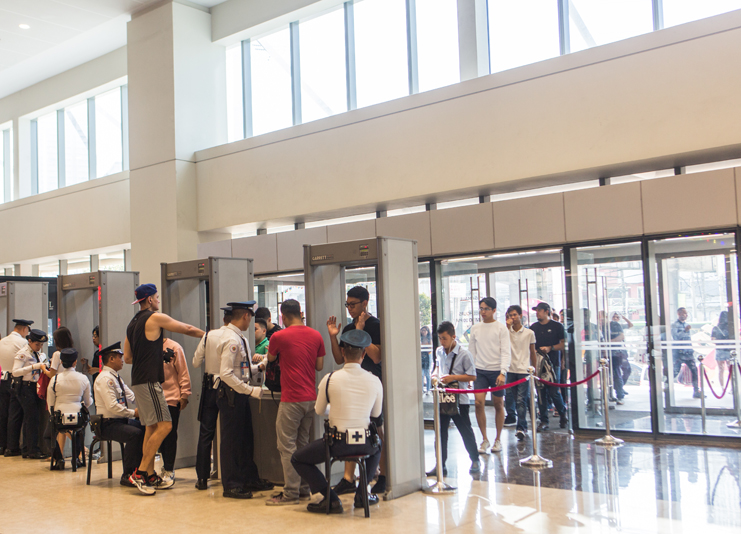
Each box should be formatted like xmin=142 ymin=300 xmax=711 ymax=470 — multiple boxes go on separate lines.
xmin=571 ymin=242 xmax=651 ymax=433
xmin=648 ymin=233 xmax=741 ymax=437
xmin=254 ymin=272 xmax=306 ymax=326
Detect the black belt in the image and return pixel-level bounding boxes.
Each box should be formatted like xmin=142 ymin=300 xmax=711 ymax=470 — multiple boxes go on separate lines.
xmin=19 ymin=381 xmax=36 ymax=387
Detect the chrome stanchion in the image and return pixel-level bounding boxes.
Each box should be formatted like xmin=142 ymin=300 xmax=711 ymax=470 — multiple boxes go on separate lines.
xmin=595 ymin=359 xmax=624 ymax=448
xmin=424 ymin=384 xmax=456 ymax=494
xmin=728 ymin=352 xmax=741 ymax=429
xmin=698 ymin=355 xmax=707 ymax=434
xmin=520 ymin=367 xmax=553 ymax=469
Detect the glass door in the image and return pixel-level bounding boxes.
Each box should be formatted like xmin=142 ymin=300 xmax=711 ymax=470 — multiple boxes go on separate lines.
xmin=439 ymin=260 xmax=486 ymax=349
xmin=254 ymin=273 xmax=306 ymax=326
xmin=647 ymin=233 xmax=740 ymax=438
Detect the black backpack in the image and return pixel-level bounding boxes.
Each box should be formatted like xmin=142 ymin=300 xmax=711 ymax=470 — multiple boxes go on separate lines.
xmin=264 ymin=355 xmax=281 ymax=392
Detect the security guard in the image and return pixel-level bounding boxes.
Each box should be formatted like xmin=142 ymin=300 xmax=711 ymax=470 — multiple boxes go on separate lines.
xmin=192 ymin=306 xmax=232 ymax=490
xmin=291 ymin=329 xmax=383 ymax=514
xmin=94 ymin=342 xmax=145 ymax=488
xmin=0 ymin=319 xmax=32 ymax=456
xmin=9 ymin=329 xmax=49 ymax=459
xmin=217 ymin=301 xmax=273 ymax=499
xmin=47 ymin=348 xmax=93 ymax=470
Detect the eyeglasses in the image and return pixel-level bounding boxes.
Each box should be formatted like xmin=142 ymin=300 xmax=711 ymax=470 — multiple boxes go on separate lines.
xmin=479 ymin=307 xmax=493 ymax=312
xmin=345 ymin=301 xmax=362 ymax=309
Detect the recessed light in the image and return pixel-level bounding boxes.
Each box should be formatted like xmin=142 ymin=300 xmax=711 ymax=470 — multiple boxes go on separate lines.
xmin=19 ymin=24 xmax=30 ymax=30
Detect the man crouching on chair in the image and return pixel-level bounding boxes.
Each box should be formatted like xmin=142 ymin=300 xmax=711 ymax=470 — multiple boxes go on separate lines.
xmin=291 ymin=329 xmax=382 ymax=514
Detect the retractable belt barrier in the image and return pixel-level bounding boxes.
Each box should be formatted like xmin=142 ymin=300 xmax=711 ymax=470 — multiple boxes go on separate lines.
xmin=442 ymin=370 xmax=600 ymax=395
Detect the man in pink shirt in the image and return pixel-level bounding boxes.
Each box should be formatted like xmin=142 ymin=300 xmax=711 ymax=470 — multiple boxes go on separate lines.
xmin=159 ymin=337 xmax=191 ymax=485
xmin=265 ymin=299 xmax=325 ymax=506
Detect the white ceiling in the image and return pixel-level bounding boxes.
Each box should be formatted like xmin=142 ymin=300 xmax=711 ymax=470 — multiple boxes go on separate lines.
xmin=0 ymin=0 xmax=224 ymax=99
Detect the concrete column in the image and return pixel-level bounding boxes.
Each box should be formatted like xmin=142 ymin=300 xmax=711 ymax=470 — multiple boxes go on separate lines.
xmin=457 ymin=0 xmax=490 ymax=81
xmin=127 ymin=2 xmax=227 ymax=285
xmin=14 ymin=263 xmax=30 ymax=276
xmin=31 ymin=265 xmax=39 ymax=277
xmin=59 ymin=260 xmax=68 ymax=275
xmin=4 ymin=268 xmax=13 ymax=276
xmin=124 ymin=249 xmax=132 ymax=271
xmin=90 ymin=254 xmax=99 ymax=272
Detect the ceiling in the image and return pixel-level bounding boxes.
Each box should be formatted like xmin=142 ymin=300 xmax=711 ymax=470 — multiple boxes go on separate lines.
xmin=0 ymin=0 xmax=224 ymax=99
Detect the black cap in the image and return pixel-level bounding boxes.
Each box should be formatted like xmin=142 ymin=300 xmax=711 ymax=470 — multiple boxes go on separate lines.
xmin=220 ymin=306 xmax=233 ymax=312
xmin=339 ymin=329 xmax=372 ymax=349
xmin=27 ymin=329 xmax=48 ymax=343
xmin=12 ymin=319 xmax=34 ymax=327
xmin=100 ymin=341 xmax=122 ymax=355
xmin=532 ymin=302 xmax=551 ymax=313
xmin=227 ymin=301 xmax=256 ymax=313
xmin=60 ymin=348 xmax=78 ymax=365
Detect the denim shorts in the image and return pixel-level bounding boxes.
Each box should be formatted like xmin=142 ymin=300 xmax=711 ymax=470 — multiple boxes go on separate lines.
xmin=473 ymin=369 xmax=504 ymax=398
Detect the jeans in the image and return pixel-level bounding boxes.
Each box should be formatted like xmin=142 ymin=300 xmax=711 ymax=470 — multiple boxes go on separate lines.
xmin=611 ymin=353 xmax=626 ymax=400
xmin=537 ymin=366 xmax=566 ymax=424
xmin=504 ymin=373 xmax=530 ymax=431
xmin=276 ymin=401 xmax=315 ymax=499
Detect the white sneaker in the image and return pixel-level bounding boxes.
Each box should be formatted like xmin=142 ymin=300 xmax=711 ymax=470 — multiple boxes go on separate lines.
xmin=478 ymin=439 xmax=490 ymax=454
xmin=160 ymin=468 xmax=175 ymax=484
xmin=491 ymin=439 xmax=502 ymax=453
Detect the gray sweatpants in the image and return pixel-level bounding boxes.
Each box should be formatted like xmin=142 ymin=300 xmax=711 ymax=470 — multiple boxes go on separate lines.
xmin=276 ymin=401 xmax=315 ymax=499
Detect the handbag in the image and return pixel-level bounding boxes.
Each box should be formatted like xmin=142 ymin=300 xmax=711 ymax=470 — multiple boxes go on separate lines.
xmin=438 ymin=353 xmax=460 ymax=416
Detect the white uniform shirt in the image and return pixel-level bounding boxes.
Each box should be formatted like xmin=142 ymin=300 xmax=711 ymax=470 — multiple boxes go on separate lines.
xmin=47 ymin=367 xmax=93 ymax=414
xmin=468 ymin=320 xmax=511 ymax=373
xmin=315 ymin=363 xmax=383 ymax=433
xmin=0 ymin=332 xmax=28 ymax=379
xmin=218 ymin=323 xmax=256 ymax=396
xmin=94 ymin=365 xmax=137 ymax=419
xmin=193 ymin=326 xmax=227 ymax=376
xmin=508 ymin=325 xmax=536 ymax=374
xmin=13 ymin=345 xmax=47 ymax=382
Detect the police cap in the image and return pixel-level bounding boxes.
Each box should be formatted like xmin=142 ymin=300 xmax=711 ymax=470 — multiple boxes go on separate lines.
xmin=60 ymin=348 xmax=78 ymax=365
xmin=12 ymin=319 xmax=34 ymax=327
xmin=27 ymin=329 xmax=48 ymax=343
xmin=339 ymin=329 xmax=372 ymax=350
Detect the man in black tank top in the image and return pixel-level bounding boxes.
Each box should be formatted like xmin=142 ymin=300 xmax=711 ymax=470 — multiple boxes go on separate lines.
xmin=124 ymin=283 xmax=205 ymax=495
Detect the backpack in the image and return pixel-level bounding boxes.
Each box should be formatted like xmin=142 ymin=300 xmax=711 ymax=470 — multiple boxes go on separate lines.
xmin=536 ymin=348 xmax=556 ymax=388
xmin=264 ymin=355 xmax=281 ymax=392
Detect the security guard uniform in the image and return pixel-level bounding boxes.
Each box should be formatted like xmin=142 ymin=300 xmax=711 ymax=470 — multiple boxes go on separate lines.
xmin=192 ymin=306 xmax=231 ymax=488
xmin=291 ymin=329 xmax=383 ymax=513
xmin=217 ymin=301 xmax=269 ymax=498
xmin=0 ymin=319 xmax=32 ymax=455
xmin=9 ymin=329 xmax=49 ymax=458
xmin=94 ymin=342 xmax=144 ymax=480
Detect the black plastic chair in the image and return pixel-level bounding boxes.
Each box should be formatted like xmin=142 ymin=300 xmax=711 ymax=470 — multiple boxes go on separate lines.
xmin=87 ymin=415 xmax=122 ymax=485
xmin=323 ymin=427 xmax=372 ymax=518
xmin=49 ymin=411 xmax=87 ymax=473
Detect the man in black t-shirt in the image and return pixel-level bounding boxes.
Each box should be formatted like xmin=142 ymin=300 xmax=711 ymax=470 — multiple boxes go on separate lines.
xmin=255 ymin=307 xmax=282 ymax=340
xmin=530 ymin=303 xmax=568 ymax=431
xmin=327 ymin=285 xmax=386 ymax=495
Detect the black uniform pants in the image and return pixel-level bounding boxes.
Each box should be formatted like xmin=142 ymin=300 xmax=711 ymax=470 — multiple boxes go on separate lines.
xmin=160 ymin=405 xmax=180 ymax=471
xmin=291 ymin=438 xmax=381 ymax=499
xmin=100 ymin=419 xmax=145 ymax=476
xmin=0 ymin=379 xmax=11 ymax=450
xmin=8 ymin=383 xmax=40 ymax=454
xmin=439 ymin=404 xmax=479 ymax=466
xmin=195 ymin=387 xmax=219 ymax=481
xmin=217 ymin=392 xmax=259 ymax=490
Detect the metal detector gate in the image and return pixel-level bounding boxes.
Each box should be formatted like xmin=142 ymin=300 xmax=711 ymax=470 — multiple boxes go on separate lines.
xmin=0 ymin=280 xmax=49 ymax=339
xmin=160 ymin=257 xmax=272 ymax=475
xmin=304 ymin=237 xmax=423 ymax=500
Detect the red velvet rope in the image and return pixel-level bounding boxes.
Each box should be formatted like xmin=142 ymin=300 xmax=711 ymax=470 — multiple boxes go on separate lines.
xmin=443 ymin=370 xmax=600 ymax=394
xmin=703 ymin=368 xmax=733 ymax=399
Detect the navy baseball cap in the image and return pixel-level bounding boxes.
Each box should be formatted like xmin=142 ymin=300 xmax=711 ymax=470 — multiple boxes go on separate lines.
xmin=132 ymin=283 xmax=158 ymax=305
xmin=60 ymin=348 xmax=78 ymax=365
xmin=339 ymin=329 xmax=372 ymax=349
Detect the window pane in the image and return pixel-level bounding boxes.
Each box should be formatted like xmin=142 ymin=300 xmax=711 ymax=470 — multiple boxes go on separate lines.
xmin=355 ymin=0 xmax=409 ymax=108
xmin=251 ymin=28 xmax=293 ymax=137
xmin=65 ymin=100 xmax=88 ymax=186
xmin=416 ymin=0 xmax=460 ymax=91
xmin=663 ymin=0 xmax=741 ymax=28
xmin=95 ymin=87 xmax=123 ymax=178
xmin=37 ymin=112 xmax=57 ymax=194
xmin=226 ymin=44 xmax=244 ymax=142
xmin=0 ymin=131 xmax=4 ymax=203
xmin=488 ymin=0 xmax=560 ymax=73
xmin=300 ymin=7 xmax=347 ymax=123
xmin=569 ymin=0 xmax=654 ymax=53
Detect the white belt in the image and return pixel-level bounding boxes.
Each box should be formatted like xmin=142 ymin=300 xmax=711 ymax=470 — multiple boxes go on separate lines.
xmin=1 ymin=371 xmax=11 ymax=380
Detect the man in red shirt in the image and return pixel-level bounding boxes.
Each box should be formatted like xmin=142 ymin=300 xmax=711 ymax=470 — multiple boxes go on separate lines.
xmin=265 ymin=299 xmax=325 ymax=505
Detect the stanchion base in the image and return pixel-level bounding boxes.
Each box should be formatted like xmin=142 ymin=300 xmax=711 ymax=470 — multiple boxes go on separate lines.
xmin=726 ymin=420 xmax=741 ymax=429
xmin=519 ymin=454 xmax=553 ymax=469
xmin=595 ymin=435 xmax=624 ymax=448
xmin=424 ymin=481 xmax=457 ymax=494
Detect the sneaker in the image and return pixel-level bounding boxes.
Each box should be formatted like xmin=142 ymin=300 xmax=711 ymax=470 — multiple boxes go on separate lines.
xmin=560 ymin=414 xmax=569 ymax=428
xmin=516 ymin=430 xmax=526 ymax=441
xmin=128 ymin=471 xmax=156 ymax=495
xmin=478 ymin=439 xmax=490 ymax=454
xmin=425 ymin=466 xmax=447 ymax=477
xmin=371 ymin=475 xmax=386 ymax=494
xmin=160 ymin=468 xmax=175 ymax=484
xmin=120 ymin=474 xmax=135 ymax=488
xmin=615 ymin=398 xmax=625 ymax=405
xmin=469 ymin=460 xmax=481 ymax=474
xmin=307 ymin=496 xmax=343 ymax=514
xmin=537 ymin=422 xmax=549 ymax=432
xmin=490 ymin=439 xmax=502 ymax=453
xmin=266 ymin=492 xmax=300 ymax=506
xmin=332 ymin=477 xmax=357 ymax=495
xmin=354 ymin=492 xmax=379 ymax=507
xmin=503 ymin=415 xmax=517 ymax=427
xmin=148 ymin=473 xmax=174 ymax=490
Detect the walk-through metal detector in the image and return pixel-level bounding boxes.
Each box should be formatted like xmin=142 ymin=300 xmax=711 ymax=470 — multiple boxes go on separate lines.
xmin=160 ymin=257 xmax=263 ymax=473
xmin=304 ymin=237 xmax=424 ymax=500
xmin=0 ymin=280 xmax=49 ymax=342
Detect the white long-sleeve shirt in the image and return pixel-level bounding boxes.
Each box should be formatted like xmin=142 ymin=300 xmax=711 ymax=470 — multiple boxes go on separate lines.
xmin=468 ymin=320 xmax=511 ymax=373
